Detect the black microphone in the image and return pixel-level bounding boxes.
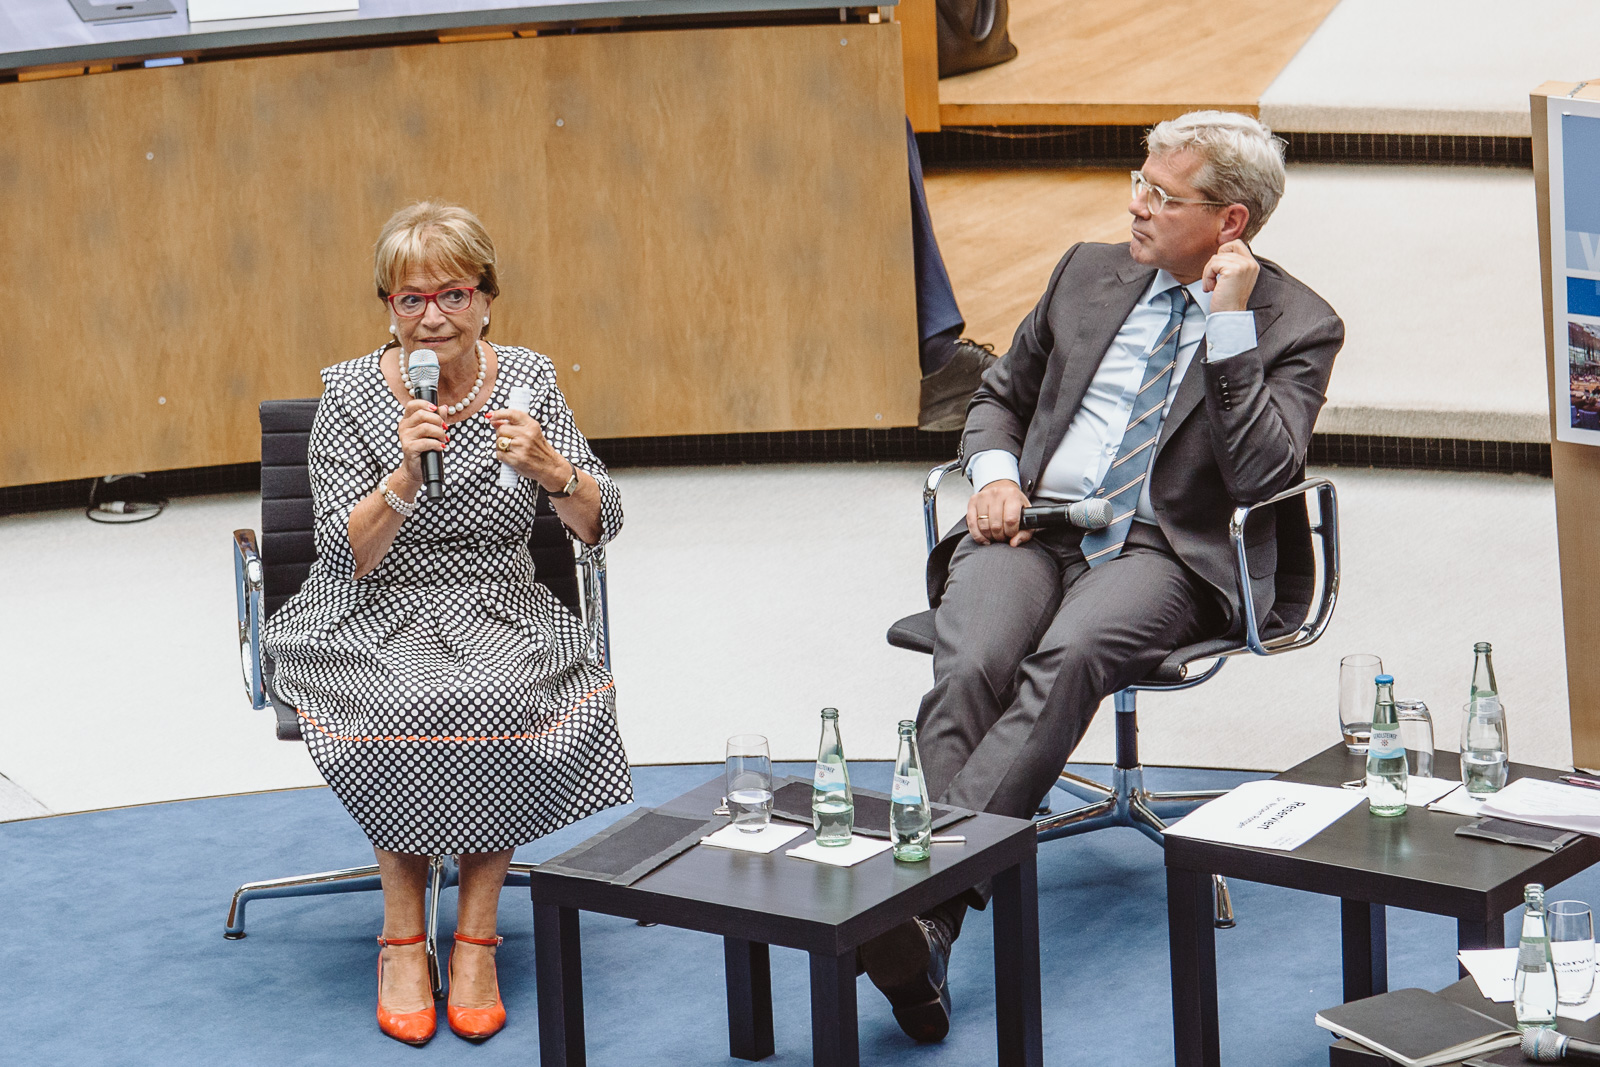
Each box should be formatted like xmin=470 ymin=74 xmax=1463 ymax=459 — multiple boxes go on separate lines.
xmin=1020 ymin=498 xmax=1115 ymax=531
xmin=406 ymin=349 xmax=444 ymax=500
xmin=1525 ymin=1028 xmax=1600 ymax=1062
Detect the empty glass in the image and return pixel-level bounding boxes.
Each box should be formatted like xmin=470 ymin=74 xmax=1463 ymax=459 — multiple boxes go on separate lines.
xmin=1550 ymin=900 xmax=1596 ymax=1006
xmin=725 ymin=735 xmax=774 ymax=833
xmin=1340 ymin=654 xmax=1384 ymax=752
xmin=1396 ymin=700 xmax=1434 ymax=778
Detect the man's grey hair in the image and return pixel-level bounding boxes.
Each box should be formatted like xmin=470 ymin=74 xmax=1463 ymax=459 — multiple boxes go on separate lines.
xmin=1146 ymin=111 xmax=1286 ymax=242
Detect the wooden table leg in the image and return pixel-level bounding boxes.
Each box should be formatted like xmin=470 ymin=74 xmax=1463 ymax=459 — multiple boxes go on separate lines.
xmin=534 ymin=902 xmax=586 ymax=1067
xmin=1458 ymin=914 xmax=1504 ymax=976
xmin=724 ymin=937 xmax=775 ymax=1061
xmin=992 ymin=855 xmax=1043 ymax=1067
xmin=1340 ymin=899 xmax=1388 ymax=1002
xmin=808 ymin=949 xmax=859 ymax=1067
xmin=1167 ymin=866 xmax=1220 ymax=1067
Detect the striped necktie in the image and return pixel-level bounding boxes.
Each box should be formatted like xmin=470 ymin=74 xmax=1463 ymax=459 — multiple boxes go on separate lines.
xmin=1079 ymin=285 xmax=1193 ymax=567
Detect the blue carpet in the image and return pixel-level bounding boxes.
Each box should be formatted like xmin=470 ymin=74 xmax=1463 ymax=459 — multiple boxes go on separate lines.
xmin=1 ymin=763 xmax=1582 ymax=1066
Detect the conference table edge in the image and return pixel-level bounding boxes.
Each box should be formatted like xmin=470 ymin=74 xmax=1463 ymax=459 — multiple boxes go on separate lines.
xmin=0 ymin=0 xmax=869 ymax=73
xmin=526 ymin=823 xmax=1038 ymax=958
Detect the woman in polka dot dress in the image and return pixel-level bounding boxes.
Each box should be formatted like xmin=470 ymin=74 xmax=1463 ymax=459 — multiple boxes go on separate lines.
xmin=262 ymin=202 xmax=631 ymax=1046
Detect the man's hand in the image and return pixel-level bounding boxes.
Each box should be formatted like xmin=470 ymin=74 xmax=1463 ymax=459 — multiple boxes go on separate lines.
xmin=1201 ymin=239 xmax=1259 ymax=313
xmin=967 ymin=480 xmax=1032 ymax=546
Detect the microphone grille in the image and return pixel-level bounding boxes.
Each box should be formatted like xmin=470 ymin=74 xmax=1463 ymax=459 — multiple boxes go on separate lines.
xmin=1523 ymin=1027 xmax=1565 ymax=1061
xmin=406 ymin=349 xmax=440 ymax=389
xmin=1077 ymin=498 xmax=1114 ymax=529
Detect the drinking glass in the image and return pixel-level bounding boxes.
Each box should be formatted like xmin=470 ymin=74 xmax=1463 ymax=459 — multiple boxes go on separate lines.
xmin=1460 ymin=699 xmax=1510 ymax=796
xmin=1339 ymin=654 xmax=1384 ymax=752
xmin=725 ymin=735 xmax=774 ymax=833
xmin=1550 ymin=900 xmax=1596 ymax=1006
xmin=1396 ymin=700 xmax=1434 ymax=778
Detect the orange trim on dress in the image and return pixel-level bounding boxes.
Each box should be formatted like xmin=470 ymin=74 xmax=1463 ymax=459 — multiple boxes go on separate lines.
xmin=294 ymin=681 xmax=614 ymax=743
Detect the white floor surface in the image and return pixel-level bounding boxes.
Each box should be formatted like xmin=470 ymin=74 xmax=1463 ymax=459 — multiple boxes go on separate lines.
xmin=0 ymin=462 xmax=1571 ymax=818
xmin=1260 ymin=0 xmax=1600 ymax=136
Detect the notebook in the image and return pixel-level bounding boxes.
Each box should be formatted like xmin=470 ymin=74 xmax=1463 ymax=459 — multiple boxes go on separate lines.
xmin=1315 ymin=988 xmax=1520 ymax=1067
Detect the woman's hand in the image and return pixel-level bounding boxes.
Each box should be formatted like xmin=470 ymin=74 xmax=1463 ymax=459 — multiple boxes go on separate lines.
xmin=398 ymin=398 xmax=447 ymax=483
xmin=485 ymin=408 xmax=572 ymax=492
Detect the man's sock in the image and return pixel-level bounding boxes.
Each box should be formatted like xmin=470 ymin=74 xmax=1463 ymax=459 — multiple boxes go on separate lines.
xmin=924 ymin=897 xmax=967 ymax=944
xmin=919 ymin=325 xmax=964 ymax=376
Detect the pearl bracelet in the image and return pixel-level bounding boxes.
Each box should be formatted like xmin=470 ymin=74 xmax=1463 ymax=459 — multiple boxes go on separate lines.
xmin=380 ymin=476 xmax=418 ymax=518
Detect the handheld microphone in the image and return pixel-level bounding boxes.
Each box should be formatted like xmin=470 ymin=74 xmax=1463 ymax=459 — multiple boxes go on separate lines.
xmin=1020 ymin=498 xmax=1115 ymax=531
xmin=497 ymin=385 xmax=534 ymax=489
xmin=406 ymin=349 xmax=444 ymax=500
xmin=1524 ymin=1028 xmax=1600 ymax=1062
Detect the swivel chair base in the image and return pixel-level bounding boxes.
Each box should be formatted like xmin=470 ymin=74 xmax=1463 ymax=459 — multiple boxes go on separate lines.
xmin=225 ymin=856 xmax=538 ymax=997
xmin=1036 ymin=691 xmax=1236 ymax=929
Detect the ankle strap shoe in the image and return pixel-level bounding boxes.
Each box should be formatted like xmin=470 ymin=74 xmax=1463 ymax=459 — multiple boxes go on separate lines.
xmin=375 ymin=933 xmax=436 ymax=1045
xmin=447 ymin=933 xmax=507 ymax=1041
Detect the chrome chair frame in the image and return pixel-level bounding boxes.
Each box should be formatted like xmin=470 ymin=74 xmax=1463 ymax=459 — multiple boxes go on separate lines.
xmin=229 ymin=525 xmax=611 ymax=996
xmin=914 ymin=459 xmax=1340 ymax=928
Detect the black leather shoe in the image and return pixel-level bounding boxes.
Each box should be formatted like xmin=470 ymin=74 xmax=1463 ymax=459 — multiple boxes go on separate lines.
xmin=918 ymin=339 xmax=998 ymax=432
xmin=860 ymin=916 xmax=952 ymax=1042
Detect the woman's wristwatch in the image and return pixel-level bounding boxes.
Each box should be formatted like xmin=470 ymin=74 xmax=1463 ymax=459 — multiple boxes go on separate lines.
xmin=547 ymin=461 xmax=580 ymax=499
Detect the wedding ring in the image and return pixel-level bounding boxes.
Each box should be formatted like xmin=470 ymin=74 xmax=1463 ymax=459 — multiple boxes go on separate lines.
xmin=495 ymin=436 xmax=511 ymax=452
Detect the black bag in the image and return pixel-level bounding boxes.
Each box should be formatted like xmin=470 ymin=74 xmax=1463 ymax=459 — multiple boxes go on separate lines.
xmin=936 ymin=0 xmax=1018 ymax=78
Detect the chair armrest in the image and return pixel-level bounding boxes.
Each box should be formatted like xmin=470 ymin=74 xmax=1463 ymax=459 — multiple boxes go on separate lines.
xmin=922 ymin=457 xmax=967 ymax=554
xmin=233 ymin=529 xmax=268 ymax=710
xmin=1230 ymin=478 xmax=1340 ymax=657
xmin=575 ymin=542 xmax=611 ymax=670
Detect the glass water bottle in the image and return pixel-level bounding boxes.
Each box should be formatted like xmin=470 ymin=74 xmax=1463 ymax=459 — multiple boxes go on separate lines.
xmin=1516 ymin=883 xmax=1559 ymax=1031
xmin=812 ymin=708 xmax=854 ymax=846
xmin=890 ymin=721 xmax=933 ymax=862
xmin=1366 ymin=674 xmax=1408 ymax=817
xmin=1462 ymin=642 xmax=1510 ymax=796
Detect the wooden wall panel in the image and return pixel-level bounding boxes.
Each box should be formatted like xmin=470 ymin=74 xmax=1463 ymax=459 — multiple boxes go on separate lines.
xmin=1532 ymin=81 xmax=1600 ymax=769
xmin=0 ymin=25 xmax=917 ymax=487
xmin=898 ymin=0 xmax=940 ymax=131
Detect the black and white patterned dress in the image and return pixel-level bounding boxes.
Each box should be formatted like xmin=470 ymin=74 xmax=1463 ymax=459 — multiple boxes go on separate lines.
xmin=261 ymin=343 xmax=632 ymax=855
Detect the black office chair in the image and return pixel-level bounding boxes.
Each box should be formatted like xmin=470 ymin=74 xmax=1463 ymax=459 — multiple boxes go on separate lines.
xmin=227 ymin=398 xmax=612 ymax=994
xmin=888 ymin=458 xmax=1340 ymax=928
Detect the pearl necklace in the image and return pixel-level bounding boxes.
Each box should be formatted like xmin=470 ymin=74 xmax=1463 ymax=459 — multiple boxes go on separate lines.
xmin=403 ymin=341 xmax=488 ymax=417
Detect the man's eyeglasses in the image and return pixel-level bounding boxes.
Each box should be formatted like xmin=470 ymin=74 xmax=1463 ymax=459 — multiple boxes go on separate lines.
xmin=386 ymin=285 xmax=480 ymax=318
xmin=1130 ymin=171 xmax=1229 ymax=215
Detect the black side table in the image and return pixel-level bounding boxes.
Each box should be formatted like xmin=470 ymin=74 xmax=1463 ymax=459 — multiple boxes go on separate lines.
xmin=528 ymin=777 xmax=1043 ymax=1067
xmin=1166 ymin=745 xmax=1600 ymax=1067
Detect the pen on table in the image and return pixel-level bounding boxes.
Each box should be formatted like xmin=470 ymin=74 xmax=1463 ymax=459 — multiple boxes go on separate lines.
xmin=931 ymin=835 xmax=965 ymax=844
xmin=1559 ymin=775 xmax=1600 ymax=791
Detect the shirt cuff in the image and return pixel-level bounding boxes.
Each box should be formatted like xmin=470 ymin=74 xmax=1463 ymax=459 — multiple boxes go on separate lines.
xmin=1203 ymin=311 xmax=1257 ymax=362
xmin=965 ymin=449 xmax=1021 ymax=492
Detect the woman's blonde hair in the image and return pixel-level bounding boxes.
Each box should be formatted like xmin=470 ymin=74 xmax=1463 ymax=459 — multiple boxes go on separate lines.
xmin=373 ymin=201 xmax=501 ymax=312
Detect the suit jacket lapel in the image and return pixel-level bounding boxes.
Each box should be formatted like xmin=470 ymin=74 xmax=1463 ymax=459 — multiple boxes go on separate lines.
xmin=1026 ymin=260 xmax=1155 ymax=485
xmin=1154 ymin=288 xmax=1283 ymax=454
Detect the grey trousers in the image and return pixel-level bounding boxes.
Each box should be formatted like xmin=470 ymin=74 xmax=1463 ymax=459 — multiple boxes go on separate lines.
xmin=916 ymin=520 xmax=1225 ymax=824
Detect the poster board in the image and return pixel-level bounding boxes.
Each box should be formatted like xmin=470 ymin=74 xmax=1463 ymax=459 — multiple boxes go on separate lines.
xmin=1548 ymin=97 xmax=1600 ymax=445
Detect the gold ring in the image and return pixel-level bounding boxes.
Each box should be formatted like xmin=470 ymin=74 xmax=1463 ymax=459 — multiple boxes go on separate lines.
xmin=496 ymin=436 xmax=511 ymax=452
xmin=978 ymin=514 xmax=989 ymax=520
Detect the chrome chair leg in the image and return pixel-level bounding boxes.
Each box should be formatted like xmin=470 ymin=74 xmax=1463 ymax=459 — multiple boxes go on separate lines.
xmin=425 ymin=855 xmax=451 ymax=999
xmin=1055 ymin=769 xmax=1116 ymax=805
xmin=225 ymin=864 xmax=384 ymax=939
xmin=1213 ymin=876 xmax=1236 ymax=930
xmin=1033 ymin=796 xmax=1118 ymax=837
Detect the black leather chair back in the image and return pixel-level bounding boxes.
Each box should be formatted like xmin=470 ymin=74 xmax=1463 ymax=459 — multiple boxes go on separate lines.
xmin=259 ymin=398 xmax=582 ymax=621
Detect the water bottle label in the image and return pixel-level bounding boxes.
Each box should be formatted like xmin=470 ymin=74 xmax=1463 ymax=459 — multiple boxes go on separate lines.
xmin=892 ymin=774 xmax=922 ymax=802
xmin=814 ymin=761 xmax=844 ymax=788
xmin=1370 ymin=727 xmax=1404 ymax=758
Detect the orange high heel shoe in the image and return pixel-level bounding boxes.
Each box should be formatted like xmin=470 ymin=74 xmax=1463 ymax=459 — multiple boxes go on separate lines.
xmin=446 ymin=932 xmax=507 ymax=1041
xmin=375 ymin=933 xmax=437 ymax=1046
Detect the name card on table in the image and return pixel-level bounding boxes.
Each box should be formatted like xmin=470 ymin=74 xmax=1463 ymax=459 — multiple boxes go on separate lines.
xmin=1166 ymin=780 xmax=1366 ymax=852
xmin=188 ymin=0 xmax=357 ymax=22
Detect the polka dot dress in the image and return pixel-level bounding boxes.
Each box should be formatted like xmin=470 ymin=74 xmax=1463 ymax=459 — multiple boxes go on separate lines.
xmin=261 ymin=344 xmax=632 ymax=855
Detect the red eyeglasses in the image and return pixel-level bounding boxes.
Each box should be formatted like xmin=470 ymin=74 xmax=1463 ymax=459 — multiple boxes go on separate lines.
xmin=386 ymin=286 xmax=480 ymax=318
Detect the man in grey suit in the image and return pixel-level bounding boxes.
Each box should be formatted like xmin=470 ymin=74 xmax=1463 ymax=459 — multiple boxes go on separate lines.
xmin=861 ymin=111 xmax=1345 ymax=1042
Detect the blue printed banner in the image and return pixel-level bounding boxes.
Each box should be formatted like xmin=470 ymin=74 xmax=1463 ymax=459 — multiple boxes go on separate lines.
xmin=1550 ymin=103 xmax=1600 ymax=444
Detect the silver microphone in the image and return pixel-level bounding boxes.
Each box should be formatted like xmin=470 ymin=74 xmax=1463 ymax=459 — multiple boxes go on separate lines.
xmin=1524 ymin=1028 xmax=1600 ymax=1062
xmin=1020 ymin=498 xmax=1115 ymax=531
xmin=405 ymin=349 xmax=444 ymax=500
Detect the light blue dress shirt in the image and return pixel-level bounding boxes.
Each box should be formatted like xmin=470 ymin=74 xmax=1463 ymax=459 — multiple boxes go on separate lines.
xmin=967 ymin=270 xmax=1258 ymax=525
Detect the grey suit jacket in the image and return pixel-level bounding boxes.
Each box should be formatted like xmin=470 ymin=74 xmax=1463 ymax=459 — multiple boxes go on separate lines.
xmin=937 ymin=241 xmax=1344 ymax=636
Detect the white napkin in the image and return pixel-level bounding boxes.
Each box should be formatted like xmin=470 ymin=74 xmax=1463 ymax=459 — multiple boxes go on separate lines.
xmin=699 ymin=822 xmax=805 ymax=854
xmin=1428 ymin=784 xmax=1494 ymax=817
xmin=786 ymin=835 xmax=893 ymax=867
xmin=1405 ymin=776 xmax=1463 ymax=807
